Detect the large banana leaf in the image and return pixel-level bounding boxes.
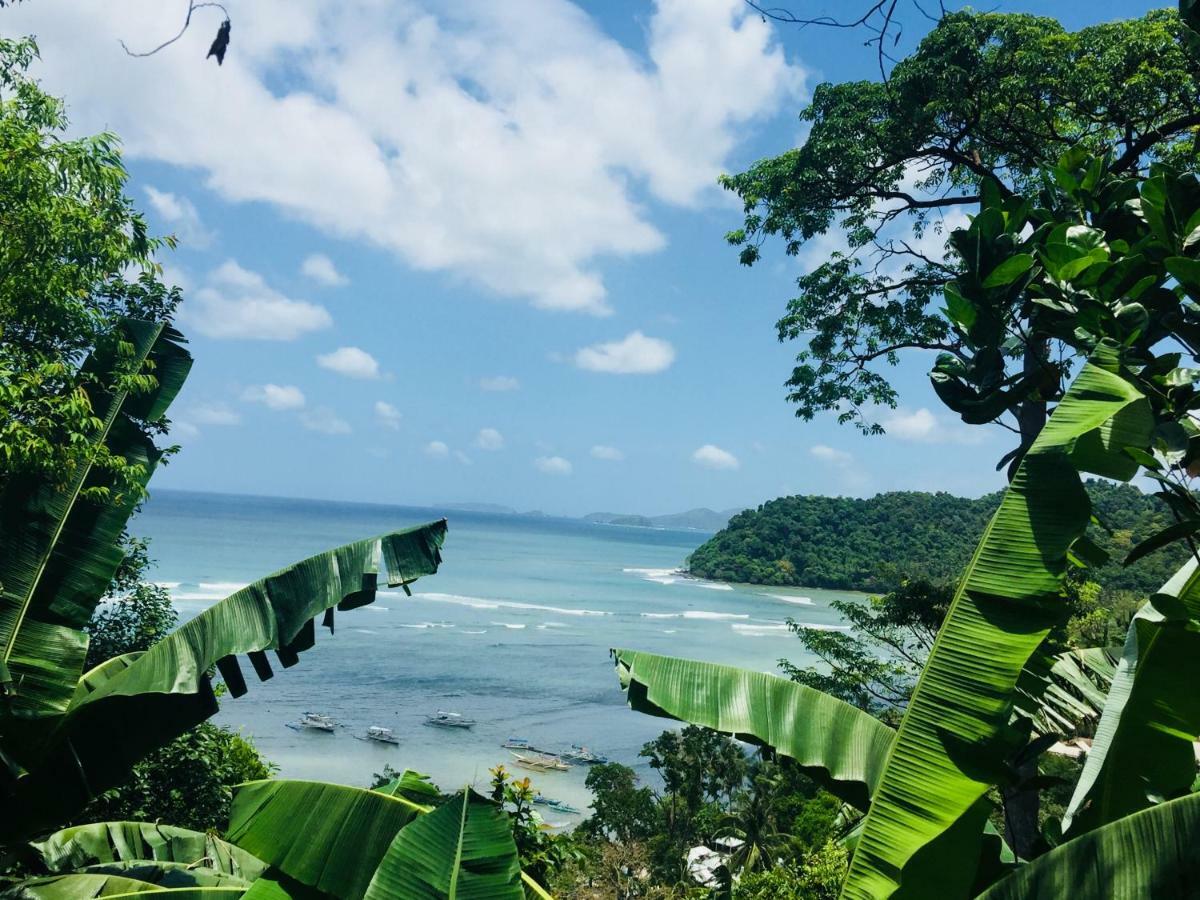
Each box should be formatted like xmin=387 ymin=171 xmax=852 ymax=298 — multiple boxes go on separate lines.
xmin=5 ymin=520 xmax=447 ymax=838
xmin=977 ymin=792 xmax=1200 ymax=899
xmin=31 ymin=821 xmax=266 ymax=883
xmin=1063 ymin=559 xmax=1200 ymax=835
xmin=363 ymin=790 xmax=523 ymax=900
xmin=10 ymin=874 xmax=244 ymax=899
xmin=224 ymin=780 xmax=428 ymax=900
xmin=0 ymin=320 xmax=191 ymax=720
xmin=1016 ymin=645 xmax=1117 ymax=738
xmin=841 ymin=354 xmax=1153 ymax=900
xmin=610 ymin=649 xmax=895 ymax=811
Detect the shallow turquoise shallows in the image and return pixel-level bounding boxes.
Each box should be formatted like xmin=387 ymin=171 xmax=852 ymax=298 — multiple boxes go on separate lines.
xmin=132 ymin=489 xmax=860 ymax=820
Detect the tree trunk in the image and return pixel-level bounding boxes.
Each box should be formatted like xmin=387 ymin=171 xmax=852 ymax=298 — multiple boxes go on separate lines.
xmin=1006 ymin=343 xmax=1050 ymax=481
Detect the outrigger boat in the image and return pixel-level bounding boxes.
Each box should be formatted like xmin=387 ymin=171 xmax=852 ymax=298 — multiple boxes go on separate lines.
xmin=361 ymin=725 xmax=399 ymax=745
xmin=502 ymin=736 xmax=538 ymax=750
xmin=561 ymin=744 xmax=608 ymax=764
xmin=511 ymin=751 xmax=570 ymax=772
xmin=533 ymin=794 xmax=581 ymax=814
xmin=424 ymin=710 xmax=475 ymax=729
xmin=288 ymin=712 xmax=336 ymax=733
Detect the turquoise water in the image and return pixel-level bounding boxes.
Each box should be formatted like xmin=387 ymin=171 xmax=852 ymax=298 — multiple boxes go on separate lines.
xmin=133 ymin=489 xmax=859 ymax=821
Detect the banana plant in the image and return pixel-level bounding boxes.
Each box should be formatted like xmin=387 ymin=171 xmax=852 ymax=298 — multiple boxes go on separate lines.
xmin=18 ymin=779 xmax=546 ymax=900
xmin=0 ymin=319 xmax=448 ymax=842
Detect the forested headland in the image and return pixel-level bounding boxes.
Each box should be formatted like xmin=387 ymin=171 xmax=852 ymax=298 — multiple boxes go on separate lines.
xmin=687 ymin=480 xmax=1188 ymax=594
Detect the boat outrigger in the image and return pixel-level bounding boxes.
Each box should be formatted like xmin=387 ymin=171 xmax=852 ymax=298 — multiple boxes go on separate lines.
xmin=424 ymin=710 xmax=475 ymax=729
xmin=288 ymin=712 xmax=336 ymax=733
xmin=360 ymin=725 xmax=399 ymax=745
xmin=511 ymin=751 xmax=571 ymax=772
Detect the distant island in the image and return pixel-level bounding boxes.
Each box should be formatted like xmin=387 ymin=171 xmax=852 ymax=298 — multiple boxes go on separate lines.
xmin=439 ymin=503 xmax=740 ymax=532
xmin=686 ymin=480 xmax=1187 ymax=594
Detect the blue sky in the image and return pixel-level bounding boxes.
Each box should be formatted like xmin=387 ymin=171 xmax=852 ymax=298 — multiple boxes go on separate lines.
xmin=5 ymin=0 xmax=1160 ymax=515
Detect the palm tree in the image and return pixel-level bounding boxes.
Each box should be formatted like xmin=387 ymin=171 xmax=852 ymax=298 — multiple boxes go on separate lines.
xmin=715 ymin=771 xmax=796 ymax=877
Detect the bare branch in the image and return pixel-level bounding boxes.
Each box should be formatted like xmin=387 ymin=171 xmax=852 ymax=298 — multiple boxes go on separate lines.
xmin=119 ymin=0 xmax=229 ymax=59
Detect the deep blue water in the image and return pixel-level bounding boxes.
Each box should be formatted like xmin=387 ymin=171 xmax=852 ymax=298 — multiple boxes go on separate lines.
xmin=131 ymin=489 xmax=856 ymax=820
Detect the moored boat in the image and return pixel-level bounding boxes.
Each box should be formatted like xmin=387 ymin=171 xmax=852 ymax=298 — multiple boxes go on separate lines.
xmin=561 ymin=744 xmax=608 ymax=764
xmin=424 ymin=710 xmax=476 ymax=729
xmin=364 ymin=725 xmax=399 ymax=745
xmin=292 ymin=711 xmax=336 ymax=732
xmin=511 ymin=751 xmax=570 ymax=772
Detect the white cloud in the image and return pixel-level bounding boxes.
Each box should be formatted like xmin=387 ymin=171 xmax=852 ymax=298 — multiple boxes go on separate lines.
xmin=590 ymin=444 xmax=624 ymax=461
xmin=144 ymin=185 xmax=214 ymax=247
xmin=317 ymin=346 xmax=381 ymax=379
xmin=184 ymin=260 xmax=332 ymax=340
xmin=810 ymin=444 xmax=853 ymax=466
xmin=301 ymin=253 xmax=349 ymax=286
xmin=475 ymin=427 xmax=505 ymax=451
xmin=878 ymin=407 xmax=983 ymax=445
xmin=535 ymin=455 xmax=573 ymax=475
xmin=374 ymin=401 xmax=402 ymax=430
xmin=425 ymin=440 xmax=450 ymax=458
xmin=692 ymin=444 xmax=739 ymax=470
xmin=7 ymin=1 xmax=804 ymax=316
xmin=188 ymin=402 xmax=240 ymax=426
xmin=241 ymin=383 xmax=306 ymax=410
xmin=480 ymin=375 xmax=520 ymax=392
xmin=574 ymin=331 xmax=675 ymax=374
xmin=300 ymin=407 xmax=352 ymax=434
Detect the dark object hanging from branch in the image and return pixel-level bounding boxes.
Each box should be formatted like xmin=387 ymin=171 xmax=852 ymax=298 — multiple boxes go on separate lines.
xmin=207 ymin=19 xmax=231 ymax=65
xmin=119 ymin=1 xmax=231 ymax=64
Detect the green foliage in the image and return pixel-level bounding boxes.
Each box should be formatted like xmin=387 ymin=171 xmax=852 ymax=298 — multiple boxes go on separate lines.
xmin=687 ymin=480 xmax=1187 ymax=595
xmin=580 ymin=762 xmax=661 ymax=843
xmin=73 ymin=722 xmax=275 ymax=833
xmin=488 ymin=766 xmax=583 ymax=889
xmin=720 ymin=8 xmax=1200 ymax=435
xmin=733 ymin=841 xmax=848 ymax=900
xmin=0 ymin=37 xmax=182 ymax=496
xmin=83 ymin=537 xmax=177 ymax=671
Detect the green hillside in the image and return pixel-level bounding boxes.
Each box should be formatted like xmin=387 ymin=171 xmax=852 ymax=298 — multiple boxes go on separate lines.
xmin=686 ymin=480 xmax=1188 ymax=594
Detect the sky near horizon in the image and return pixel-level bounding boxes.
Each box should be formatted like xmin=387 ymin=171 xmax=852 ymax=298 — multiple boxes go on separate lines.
xmin=3 ymin=0 xmax=1161 ymax=516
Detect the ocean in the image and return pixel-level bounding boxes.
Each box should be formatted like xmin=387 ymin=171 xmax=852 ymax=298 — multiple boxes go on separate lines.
xmin=132 ymin=489 xmax=859 ymax=821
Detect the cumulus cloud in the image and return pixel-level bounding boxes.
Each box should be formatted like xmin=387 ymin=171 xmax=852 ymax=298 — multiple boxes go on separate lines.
xmin=425 ymin=440 xmax=450 ymax=458
xmin=184 ymin=260 xmax=332 ymax=340
xmin=241 ymin=383 xmax=306 ymax=410
xmin=878 ymin=406 xmax=983 ymax=445
xmin=590 ymin=444 xmax=624 ymax=461
xmin=480 ymin=375 xmax=520 ymax=392
xmin=374 ymin=400 xmax=402 ymax=430
xmin=574 ymin=331 xmax=675 ymax=374
xmin=317 ymin=346 xmax=381 ymax=379
xmin=144 ymin=185 xmax=214 ymax=248
xmin=475 ymin=427 xmax=505 ymax=451
xmin=188 ymin=402 xmax=241 ymax=426
xmin=6 ymin=1 xmax=804 ymax=316
xmin=810 ymin=444 xmax=853 ymax=466
xmin=535 ymin=455 xmax=573 ymax=475
xmin=301 ymin=253 xmax=349 ymax=286
xmin=692 ymin=444 xmax=739 ymax=470
xmin=301 ymin=407 xmax=352 ymax=434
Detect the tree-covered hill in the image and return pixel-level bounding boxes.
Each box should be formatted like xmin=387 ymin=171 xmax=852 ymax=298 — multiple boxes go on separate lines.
xmin=686 ymin=481 xmax=1188 ymax=594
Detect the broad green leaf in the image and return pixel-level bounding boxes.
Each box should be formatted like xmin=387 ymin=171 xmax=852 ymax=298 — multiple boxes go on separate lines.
xmin=1123 ymin=519 xmax=1200 ymax=565
xmin=373 ymin=768 xmax=443 ymax=804
xmin=1063 ymin=559 xmax=1200 ymax=835
xmin=0 ymin=321 xmax=191 ymax=718
xmin=981 ymin=254 xmax=1034 ymax=288
xmin=225 ymin=780 xmax=427 ymax=900
xmin=6 ymin=521 xmax=448 ymax=840
xmin=12 ymin=873 xmax=245 ymax=899
xmin=841 ymin=354 xmax=1153 ymax=900
xmin=978 ymin=792 xmax=1200 ymax=899
xmin=363 ymin=790 xmax=523 ymax=900
xmin=610 ymin=649 xmax=895 ymax=811
xmin=31 ymin=821 xmax=266 ymax=884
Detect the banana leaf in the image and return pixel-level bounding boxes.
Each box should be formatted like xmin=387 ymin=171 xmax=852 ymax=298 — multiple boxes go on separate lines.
xmin=977 ymin=792 xmax=1200 ymax=898
xmin=1063 ymin=559 xmax=1200 ymax=835
xmin=372 ymin=768 xmax=443 ymax=805
xmin=362 ymin=790 xmax=523 ymax=900
xmin=5 ymin=519 xmax=447 ymax=839
xmin=224 ymin=780 xmax=428 ymax=900
xmin=841 ymin=353 xmax=1153 ymax=900
xmin=8 ymin=874 xmax=244 ymax=898
xmin=0 ymin=321 xmax=190 ymax=720
xmin=31 ymin=821 xmax=265 ymax=883
xmin=1016 ymin=645 xmax=1117 ymax=738
xmin=610 ymin=649 xmax=895 ymax=811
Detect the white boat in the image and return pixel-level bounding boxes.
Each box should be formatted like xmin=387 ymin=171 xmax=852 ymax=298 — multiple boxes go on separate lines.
xmin=502 ymin=736 xmax=536 ymax=750
xmin=296 ymin=712 xmax=336 ymax=732
xmin=511 ymin=751 xmax=570 ymax=772
xmin=364 ymin=725 xmax=399 ymax=745
xmin=424 ymin=710 xmax=475 ymax=729
xmin=561 ymin=744 xmax=608 ymax=764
